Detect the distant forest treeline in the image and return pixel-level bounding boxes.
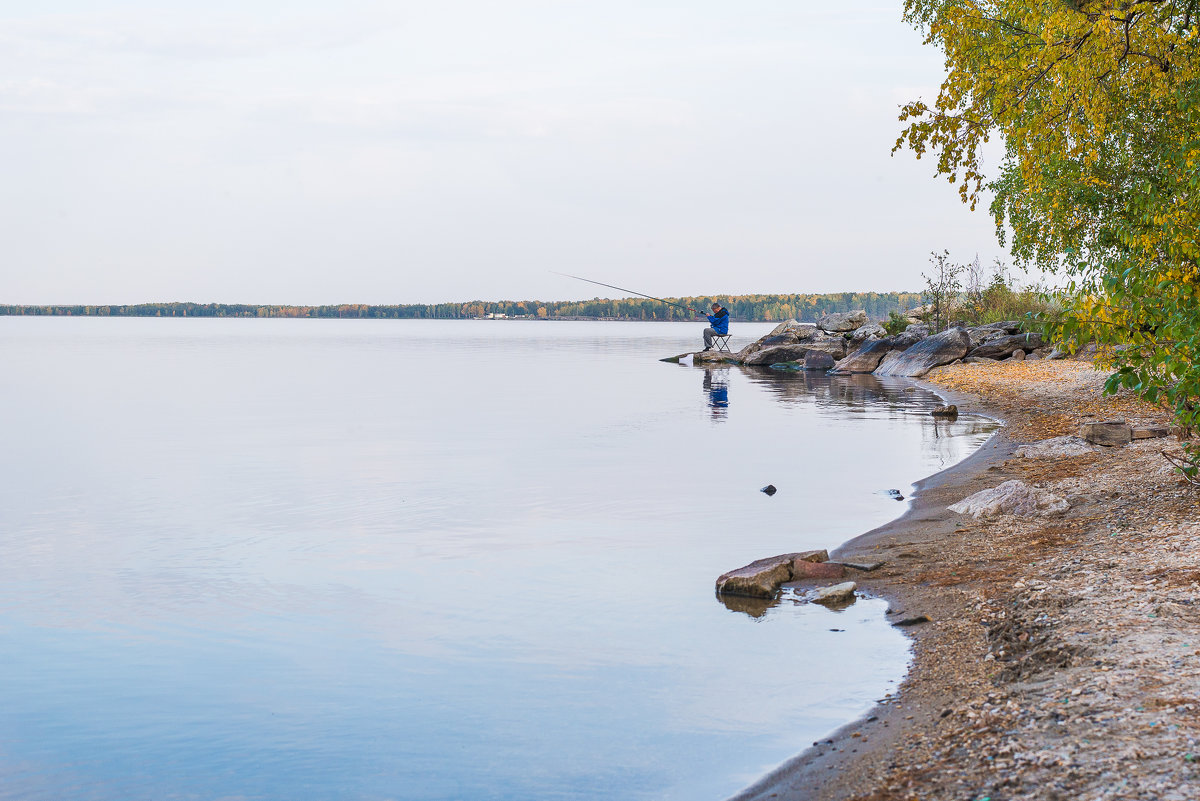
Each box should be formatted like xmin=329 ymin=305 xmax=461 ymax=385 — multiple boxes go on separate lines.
xmin=0 ymin=292 xmax=923 ymax=322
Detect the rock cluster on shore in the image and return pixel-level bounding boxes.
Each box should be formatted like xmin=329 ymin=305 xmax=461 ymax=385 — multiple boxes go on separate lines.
xmin=667 ymin=311 xmax=1050 ymax=377
xmin=728 ymin=360 xmax=1198 ymax=801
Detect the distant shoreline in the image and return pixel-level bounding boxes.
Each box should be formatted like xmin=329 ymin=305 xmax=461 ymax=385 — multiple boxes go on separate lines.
xmin=0 ymin=292 xmax=920 ymax=324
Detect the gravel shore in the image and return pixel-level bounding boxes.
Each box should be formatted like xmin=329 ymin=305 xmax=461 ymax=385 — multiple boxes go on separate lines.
xmin=731 ymin=360 xmax=1195 ymax=801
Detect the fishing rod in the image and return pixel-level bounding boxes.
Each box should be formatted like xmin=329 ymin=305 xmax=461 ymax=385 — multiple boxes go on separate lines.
xmin=551 ymin=271 xmax=701 ymax=314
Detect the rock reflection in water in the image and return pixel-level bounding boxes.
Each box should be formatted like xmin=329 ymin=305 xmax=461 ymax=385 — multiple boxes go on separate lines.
xmin=715 ymin=591 xmax=779 ymax=618
xmin=726 ymin=366 xmax=998 ymax=470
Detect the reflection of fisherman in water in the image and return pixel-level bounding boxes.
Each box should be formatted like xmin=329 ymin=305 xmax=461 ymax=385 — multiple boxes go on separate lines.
xmin=703 ymin=369 xmax=729 ymax=420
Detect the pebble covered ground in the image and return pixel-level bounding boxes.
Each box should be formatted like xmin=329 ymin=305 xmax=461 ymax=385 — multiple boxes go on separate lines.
xmin=844 ymin=361 xmax=1200 ymax=801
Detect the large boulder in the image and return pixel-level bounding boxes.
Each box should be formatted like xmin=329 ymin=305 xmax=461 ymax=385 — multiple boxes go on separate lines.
xmin=766 ymin=320 xmax=818 ymax=338
xmin=904 ymin=322 xmax=930 ymax=338
xmin=967 ymin=321 xmax=1021 ymax=347
xmin=759 ymin=332 xmax=800 ymax=347
xmin=849 ymin=323 xmax=886 ymax=343
xmin=948 ymin=480 xmax=1069 ymax=519
xmin=804 ymin=351 xmax=836 ymax=371
xmin=818 ymin=310 xmax=868 ymax=333
xmin=746 ymin=340 xmax=846 ymax=365
xmin=801 ymin=338 xmax=847 ymax=359
xmin=832 ymin=338 xmax=897 ymax=374
xmin=744 ymin=344 xmax=814 ymax=365
xmin=890 ymin=324 xmax=930 ymax=349
xmin=967 ymin=332 xmax=1043 ymax=359
xmin=873 ymin=327 xmax=972 ymax=378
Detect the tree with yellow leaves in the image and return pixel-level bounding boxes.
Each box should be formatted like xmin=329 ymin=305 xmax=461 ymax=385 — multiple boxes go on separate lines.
xmin=897 ymin=0 xmax=1200 ymax=469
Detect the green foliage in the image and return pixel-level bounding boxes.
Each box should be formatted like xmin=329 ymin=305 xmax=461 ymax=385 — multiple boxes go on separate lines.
xmin=922 ymin=250 xmax=964 ymax=333
xmin=883 ymin=310 xmax=911 ymax=336
xmin=897 ymin=0 xmax=1200 ymax=472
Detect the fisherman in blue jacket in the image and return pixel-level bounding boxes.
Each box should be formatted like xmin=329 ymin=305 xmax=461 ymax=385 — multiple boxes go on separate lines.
xmin=701 ymin=302 xmax=729 ymax=350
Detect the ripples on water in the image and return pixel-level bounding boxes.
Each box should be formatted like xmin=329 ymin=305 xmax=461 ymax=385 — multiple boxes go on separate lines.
xmin=0 ymin=319 xmax=995 ymax=801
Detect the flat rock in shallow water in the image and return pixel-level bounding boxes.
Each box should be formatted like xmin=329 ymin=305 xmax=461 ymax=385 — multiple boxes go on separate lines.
xmin=691 ymin=349 xmax=740 ymax=364
xmin=873 ymin=328 xmax=971 ymax=377
xmin=715 ymin=555 xmax=793 ymax=598
xmin=948 ymin=480 xmax=1069 ymax=519
xmin=812 ymin=582 xmax=857 ymax=606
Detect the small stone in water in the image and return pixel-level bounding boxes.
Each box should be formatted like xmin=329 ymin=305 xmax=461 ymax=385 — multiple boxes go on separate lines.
xmin=761 ymin=484 xmax=777 ymax=496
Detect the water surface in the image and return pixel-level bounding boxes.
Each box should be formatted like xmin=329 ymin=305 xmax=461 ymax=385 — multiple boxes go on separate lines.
xmin=0 ymin=319 xmax=994 ymax=800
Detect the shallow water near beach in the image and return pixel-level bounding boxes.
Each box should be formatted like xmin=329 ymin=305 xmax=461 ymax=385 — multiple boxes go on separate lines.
xmin=0 ymin=318 xmax=995 ymax=801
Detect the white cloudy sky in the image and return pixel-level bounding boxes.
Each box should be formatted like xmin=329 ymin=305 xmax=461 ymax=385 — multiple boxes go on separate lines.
xmin=1 ymin=1 xmax=1008 ymax=305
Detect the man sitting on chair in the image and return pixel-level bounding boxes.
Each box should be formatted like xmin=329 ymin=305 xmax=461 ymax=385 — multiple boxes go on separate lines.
xmin=701 ymin=302 xmax=729 ymax=351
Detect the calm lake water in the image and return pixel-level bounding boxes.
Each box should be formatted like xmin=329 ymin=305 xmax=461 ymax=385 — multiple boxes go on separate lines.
xmin=0 ymin=318 xmax=994 ymax=801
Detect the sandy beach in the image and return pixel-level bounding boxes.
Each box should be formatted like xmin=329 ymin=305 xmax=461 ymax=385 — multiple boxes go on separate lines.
xmin=731 ymin=359 xmax=1196 ymax=801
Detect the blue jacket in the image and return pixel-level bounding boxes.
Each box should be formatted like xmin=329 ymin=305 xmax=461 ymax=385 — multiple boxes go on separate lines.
xmin=706 ymin=308 xmax=729 ymax=335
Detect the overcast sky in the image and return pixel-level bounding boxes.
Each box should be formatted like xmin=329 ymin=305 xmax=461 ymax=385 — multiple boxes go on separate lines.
xmin=1 ymin=2 xmax=1009 ymax=305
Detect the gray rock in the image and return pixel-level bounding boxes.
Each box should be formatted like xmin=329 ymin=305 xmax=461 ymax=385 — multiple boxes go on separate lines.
xmin=967 ymin=321 xmax=1021 ymax=346
xmin=817 ymin=310 xmax=868 ymax=333
xmin=948 ymin=480 xmax=1070 ymax=519
xmin=841 ymin=561 xmax=885 ymax=572
xmin=1080 ymin=420 xmax=1132 ymax=447
xmin=715 ymin=555 xmax=795 ymax=598
xmin=812 ymin=582 xmax=858 ymax=607
xmin=744 ymin=344 xmax=813 ymax=365
xmin=833 ymin=338 xmax=897 ymax=373
xmin=1025 ymin=351 xmax=1043 ymax=360
xmin=963 ymin=356 xmax=999 ymax=364
xmin=904 ymin=322 xmax=931 ymax=338
xmin=759 ymin=332 xmax=800 ymax=347
xmin=804 ymin=351 xmax=836 ymax=371
xmin=874 ymin=350 xmax=907 ymax=374
xmin=849 ymin=323 xmax=886 ymax=342
xmin=1132 ymin=426 xmax=1170 ymax=440
xmin=890 ymin=324 xmax=931 ymax=348
xmin=967 ymin=332 xmax=1044 ymax=359
xmin=873 ymin=327 xmax=972 ymax=378
xmin=1012 ymin=436 xmax=1098 ymax=459
xmin=766 ymin=320 xmax=803 ymax=337
xmin=802 ymin=338 xmax=847 ymax=359
xmin=715 ymin=551 xmax=828 ymax=598
xmin=1008 ymin=349 xmax=1026 ymax=361
xmin=1047 ymin=346 xmax=1070 ymax=360
xmin=692 ymin=349 xmax=741 ymax=365
xmin=930 ymin=404 xmax=958 ymax=418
